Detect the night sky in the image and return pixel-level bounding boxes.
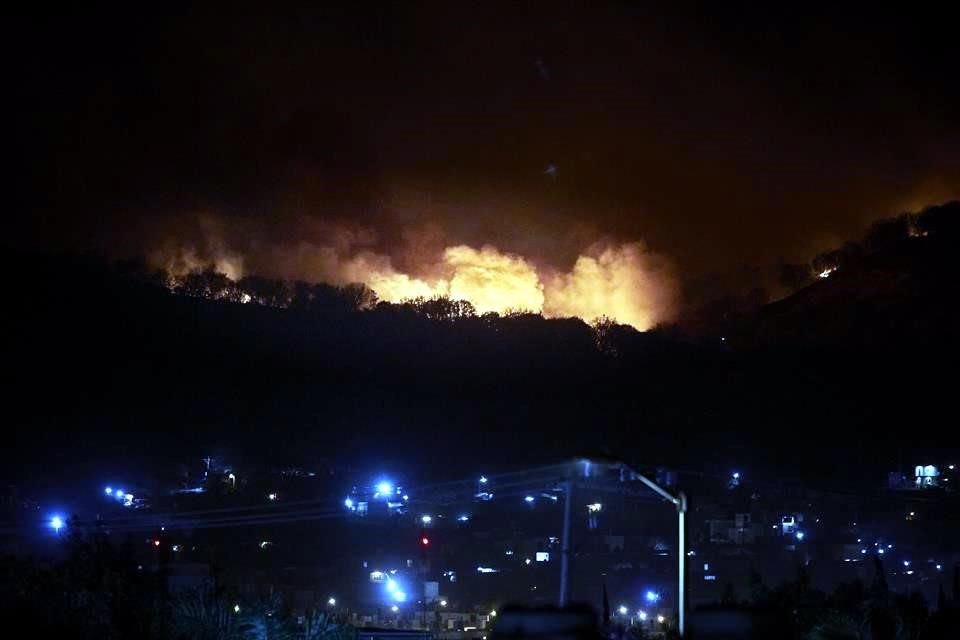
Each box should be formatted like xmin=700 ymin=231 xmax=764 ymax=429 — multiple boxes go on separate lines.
xmin=8 ymin=4 xmax=960 ymax=308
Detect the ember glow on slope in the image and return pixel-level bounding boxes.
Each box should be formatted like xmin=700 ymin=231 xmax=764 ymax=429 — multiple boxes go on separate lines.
xmin=153 ymin=233 xmax=677 ymax=330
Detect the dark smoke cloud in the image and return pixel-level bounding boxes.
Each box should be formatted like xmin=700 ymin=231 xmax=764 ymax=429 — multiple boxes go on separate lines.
xmin=7 ymin=4 xmax=960 ymax=315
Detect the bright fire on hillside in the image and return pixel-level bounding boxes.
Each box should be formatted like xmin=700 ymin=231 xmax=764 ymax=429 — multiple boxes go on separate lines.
xmin=153 ymin=235 xmax=677 ymax=331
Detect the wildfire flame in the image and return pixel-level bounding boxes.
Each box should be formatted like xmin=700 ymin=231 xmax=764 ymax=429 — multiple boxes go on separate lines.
xmin=152 ymin=230 xmax=676 ymax=330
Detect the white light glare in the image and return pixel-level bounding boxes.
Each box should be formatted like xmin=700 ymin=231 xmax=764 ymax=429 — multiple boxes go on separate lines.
xmin=376 ymin=481 xmax=394 ymax=496
xmin=421 ymin=515 xmax=433 ymax=524
xmin=440 ymin=600 xmax=448 ymax=607
xmin=479 ymin=476 xmax=488 ymax=484
xmin=50 ymin=516 xmax=64 ymax=531
xmin=617 ymin=605 xmax=628 ymax=615
xmin=795 ymin=531 xmax=805 ymax=541
xmin=657 ymin=615 xmax=666 ymax=624
xmin=732 ymin=472 xmax=740 ymax=479
xmin=391 ymin=605 xmax=399 ymax=613
xmin=587 ymin=503 xmax=602 ymax=512
xmin=458 ymin=514 xmax=470 ymax=522
xmin=234 ymin=604 xmax=241 ymax=614
xmin=328 ymin=597 xmax=336 ymax=606
xmin=903 ymin=560 xmax=911 ymax=567
xmin=344 ymin=497 xmax=354 ymax=509
xmin=645 ymin=591 xmax=660 ymax=603
xmin=524 ymin=496 xmax=535 ymax=503
xmin=104 ymin=486 xmax=113 ymax=495
xmin=638 ymin=611 xmax=648 ymax=621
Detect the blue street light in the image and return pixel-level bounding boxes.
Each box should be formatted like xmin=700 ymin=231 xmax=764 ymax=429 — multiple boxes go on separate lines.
xmin=50 ymin=515 xmax=64 ymax=533
xmin=795 ymin=531 xmax=805 ymax=541
xmin=104 ymin=486 xmax=113 ymax=495
xmin=376 ymin=481 xmax=394 ymax=497
xmin=645 ymin=591 xmax=660 ymax=604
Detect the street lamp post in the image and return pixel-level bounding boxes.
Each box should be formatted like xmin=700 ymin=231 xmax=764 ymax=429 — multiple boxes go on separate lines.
xmin=571 ymin=459 xmax=688 ymax=636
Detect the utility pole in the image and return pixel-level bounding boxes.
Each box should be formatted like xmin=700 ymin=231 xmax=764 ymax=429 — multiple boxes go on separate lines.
xmin=559 ymin=479 xmax=574 ymax=607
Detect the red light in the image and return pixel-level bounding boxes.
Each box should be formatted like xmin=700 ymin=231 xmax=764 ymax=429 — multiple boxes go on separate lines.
xmin=153 ymin=540 xmax=160 ymax=547
xmin=421 ymin=537 xmax=430 ymax=546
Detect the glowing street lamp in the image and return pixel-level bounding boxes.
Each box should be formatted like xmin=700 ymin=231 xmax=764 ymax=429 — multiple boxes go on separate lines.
xmin=637 ymin=611 xmax=648 ymax=621
xmin=657 ymin=615 xmax=666 ymax=624
xmin=617 ymin=605 xmax=628 ymax=615
xmin=328 ymin=597 xmax=336 ymax=606
xmin=391 ymin=605 xmax=399 ymax=613
xmin=440 ymin=600 xmax=448 ymax=607
xmin=49 ymin=515 xmax=64 ymax=533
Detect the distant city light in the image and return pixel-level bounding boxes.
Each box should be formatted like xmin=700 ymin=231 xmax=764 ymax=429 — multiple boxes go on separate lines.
xmin=391 ymin=605 xmax=399 ymax=613
xmin=386 ymin=578 xmax=398 ymax=593
xmin=638 ymin=611 xmax=648 ymax=621
xmin=421 ymin=515 xmax=433 ymax=524
xmin=344 ymin=497 xmax=354 ymax=509
xmin=878 ymin=548 xmax=885 ymax=555
xmin=376 ymin=481 xmax=394 ymax=496
xmin=268 ymin=493 xmax=277 ymax=501
xmin=479 ymin=476 xmax=488 ymax=484
xmin=328 ymin=597 xmax=336 ymax=606
xmin=489 ymin=610 xmax=497 ymax=617
xmin=49 ymin=515 xmax=64 ymax=532
xmin=440 ymin=600 xmax=448 ymax=607
xmin=172 ymin=544 xmax=180 ymax=552
xmin=645 ymin=591 xmax=660 ymax=603
xmin=732 ymin=472 xmax=740 ymax=479
xmin=903 ymin=560 xmax=911 ymax=567
xmin=657 ymin=615 xmax=666 ymax=624
xmin=524 ymin=495 xmax=535 ymax=503
xmin=888 ymin=544 xmax=893 ymax=548
xmin=458 ymin=514 xmax=470 ymax=522
xmin=124 ymin=493 xmax=134 ymax=506
xmin=587 ymin=503 xmax=602 ymax=512
xmin=617 ymin=605 xmax=628 ymax=615
xmin=104 ymin=486 xmax=113 ymax=495
xmin=936 ymin=564 xmax=943 ymax=571
xmin=115 ymin=489 xmax=125 ymax=498
xmin=233 ymin=604 xmax=241 ymax=614
xmin=950 ymin=465 xmax=955 ymax=470
xmin=861 ymin=549 xmax=867 ymax=554
xmin=153 ymin=539 xmax=160 ymax=547
xmin=421 ymin=537 xmax=430 ymax=546
xmin=477 ymin=566 xmax=498 ymax=574
xmin=393 ymin=591 xmax=407 ymax=602
xmin=402 ymin=494 xmax=409 ymax=501
xmin=795 ymin=531 xmax=805 ymax=541
xmin=524 ymin=558 xmax=532 ymax=565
